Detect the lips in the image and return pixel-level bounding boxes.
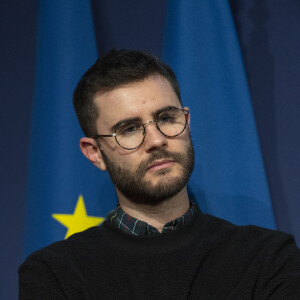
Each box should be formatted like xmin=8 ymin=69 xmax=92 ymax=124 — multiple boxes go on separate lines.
xmin=147 ymin=159 xmax=175 ymax=171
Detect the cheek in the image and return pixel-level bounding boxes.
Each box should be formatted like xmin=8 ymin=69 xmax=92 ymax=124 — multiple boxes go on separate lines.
xmin=117 ymin=148 xmax=145 ymax=167
xmin=102 ymin=139 xmax=137 ymax=161
xmin=113 ymin=154 xmax=140 ymax=171
xmin=170 ymin=137 xmax=190 ymax=152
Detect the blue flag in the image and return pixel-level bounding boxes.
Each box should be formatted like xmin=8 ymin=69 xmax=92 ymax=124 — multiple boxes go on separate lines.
xmin=24 ymin=0 xmax=117 ymax=257
xmin=163 ymin=0 xmax=276 ymax=228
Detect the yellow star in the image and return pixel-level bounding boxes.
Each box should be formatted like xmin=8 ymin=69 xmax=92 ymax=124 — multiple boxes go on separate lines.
xmin=52 ymin=195 xmax=104 ymax=239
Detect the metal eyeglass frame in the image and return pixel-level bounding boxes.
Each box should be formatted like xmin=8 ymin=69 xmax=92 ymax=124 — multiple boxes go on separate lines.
xmin=90 ymin=107 xmax=190 ymax=150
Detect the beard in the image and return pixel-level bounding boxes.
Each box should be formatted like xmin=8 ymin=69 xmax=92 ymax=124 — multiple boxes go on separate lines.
xmin=100 ymin=137 xmax=195 ymax=206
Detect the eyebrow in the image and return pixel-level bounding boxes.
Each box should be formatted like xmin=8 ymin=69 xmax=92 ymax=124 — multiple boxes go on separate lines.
xmin=153 ymin=105 xmax=180 ymax=117
xmin=110 ymin=117 xmax=142 ymax=132
xmin=110 ymin=105 xmax=181 ymax=132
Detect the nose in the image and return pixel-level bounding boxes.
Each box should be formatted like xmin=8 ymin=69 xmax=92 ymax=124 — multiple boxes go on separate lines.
xmin=143 ymin=121 xmax=168 ymax=152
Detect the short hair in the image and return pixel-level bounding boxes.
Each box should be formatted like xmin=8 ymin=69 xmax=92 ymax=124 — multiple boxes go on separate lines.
xmin=73 ymin=49 xmax=182 ymax=137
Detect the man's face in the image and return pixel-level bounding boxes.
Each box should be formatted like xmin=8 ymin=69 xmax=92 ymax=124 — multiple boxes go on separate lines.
xmin=93 ymin=76 xmax=194 ymax=205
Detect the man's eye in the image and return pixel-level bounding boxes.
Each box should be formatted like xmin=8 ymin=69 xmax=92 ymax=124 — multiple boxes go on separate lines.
xmin=118 ymin=124 xmax=140 ymax=135
xmin=126 ymin=125 xmax=138 ymax=132
xmin=158 ymin=114 xmax=176 ymax=123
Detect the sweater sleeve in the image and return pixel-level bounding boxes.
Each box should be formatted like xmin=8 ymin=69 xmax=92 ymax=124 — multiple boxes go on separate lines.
xmin=254 ymin=233 xmax=300 ymax=299
xmin=19 ymin=255 xmax=66 ymax=300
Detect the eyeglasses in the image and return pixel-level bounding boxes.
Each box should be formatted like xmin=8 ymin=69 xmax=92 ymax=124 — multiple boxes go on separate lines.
xmin=91 ymin=107 xmax=189 ymax=150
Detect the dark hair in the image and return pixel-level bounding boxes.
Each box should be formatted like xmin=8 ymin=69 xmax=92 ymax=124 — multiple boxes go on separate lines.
xmin=73 ymin=49 xmax=182 ymax=137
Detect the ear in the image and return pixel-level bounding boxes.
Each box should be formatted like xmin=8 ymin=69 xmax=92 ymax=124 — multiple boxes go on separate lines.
xmin=80 ymin=137 xmax=107 ymax=171
xmin=184 ymin=106 xmax=191 ymax=127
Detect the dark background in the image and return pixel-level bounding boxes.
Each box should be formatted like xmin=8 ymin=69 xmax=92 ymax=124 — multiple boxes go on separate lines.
xmin=1 ymin=0 xmax=299 ymax=298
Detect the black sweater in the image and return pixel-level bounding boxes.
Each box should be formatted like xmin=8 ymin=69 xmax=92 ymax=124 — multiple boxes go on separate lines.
xmin=19 ymin=210 xmax=300 ymax=299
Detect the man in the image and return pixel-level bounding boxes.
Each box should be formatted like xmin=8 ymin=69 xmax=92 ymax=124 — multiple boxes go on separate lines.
xmin=19 ymin=50 xmax=300 ymax=299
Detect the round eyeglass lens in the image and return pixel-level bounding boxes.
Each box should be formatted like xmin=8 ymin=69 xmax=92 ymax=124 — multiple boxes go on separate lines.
xmin=157 ymin=109 xmax=187 ymax=137
xmin=115 ymin=122 xmax=145 ymax=149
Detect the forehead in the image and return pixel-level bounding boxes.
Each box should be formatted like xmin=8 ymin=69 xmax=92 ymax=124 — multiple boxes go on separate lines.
xmin=94 ymin=76 xmax=181 ymax=129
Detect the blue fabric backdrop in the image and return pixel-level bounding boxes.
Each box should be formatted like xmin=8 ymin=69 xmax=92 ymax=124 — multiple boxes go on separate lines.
xmin=24 ymin=0 xmax=117 ymax=256
xmin=162 ymin=0 xmax=275 ymax=227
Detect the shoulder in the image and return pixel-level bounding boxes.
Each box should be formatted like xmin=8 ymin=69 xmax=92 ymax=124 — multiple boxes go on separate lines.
xmin=19 ymin=226 xmax=107 ymax=299
xmin=201 ymin=212 xmax=291 ymax=237
xmin=200 ymin=213 xmax=300 ymax=276
xmin=198 ymin=212 xmax=297 ymax=253
xmin=21 ymin=225 xmax=107 ymax=268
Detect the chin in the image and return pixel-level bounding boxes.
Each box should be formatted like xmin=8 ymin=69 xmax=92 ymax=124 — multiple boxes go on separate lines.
xmin=145 ymin=170 xmax=182 ymax=186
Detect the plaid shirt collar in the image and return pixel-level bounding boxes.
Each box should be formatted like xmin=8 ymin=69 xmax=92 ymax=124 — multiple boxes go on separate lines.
xmin=106 ymin=202 xmax=198 ymax=236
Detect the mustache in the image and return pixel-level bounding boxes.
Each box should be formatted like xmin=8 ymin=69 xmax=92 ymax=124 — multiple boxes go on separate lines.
xmin=137 ymin=149 xmax=184 ymax=175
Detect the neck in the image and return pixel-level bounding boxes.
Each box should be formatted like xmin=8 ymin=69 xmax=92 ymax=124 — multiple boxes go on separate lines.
xmin=116 ymin=187 xmax=190 ymax=233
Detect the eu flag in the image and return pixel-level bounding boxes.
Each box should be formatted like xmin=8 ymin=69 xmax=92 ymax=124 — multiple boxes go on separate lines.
xmin=163 ymin=0 xmax=276 ymax=228
xmin=24 ymin=0 xmax=117 ymax=257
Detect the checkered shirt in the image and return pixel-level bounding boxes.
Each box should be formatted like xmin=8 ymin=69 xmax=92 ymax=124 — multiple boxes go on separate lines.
xmin=106 ymin=202 xmax=198 ymax=236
